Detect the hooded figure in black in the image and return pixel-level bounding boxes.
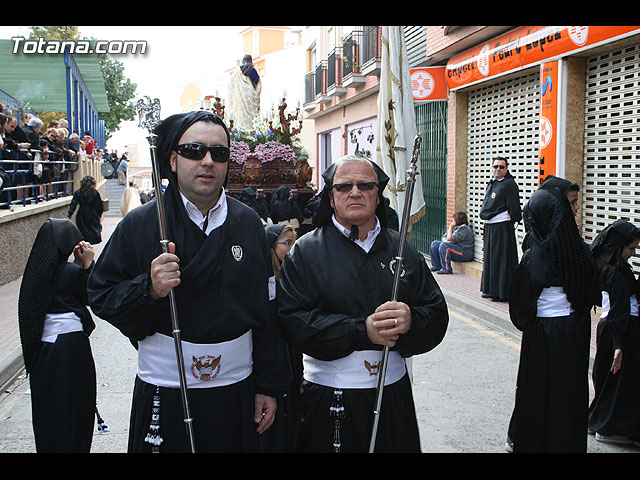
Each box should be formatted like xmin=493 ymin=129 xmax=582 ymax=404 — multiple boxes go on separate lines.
xmin=588 ymin=220 xmax=640 ymax=445
xmin=270 ymin=185 xmax=304 ymax=225
xmin=19 ymin=218 xmax=96 ymax=452
xmin=237 ymin=186 xmax=270 ymax=222
xmin=277 ymin=154 xmax=448 ymax=452
xmin=507 ymin=175 xmax=596 ymax=453
xmin=87 ymin=110 xmax=291 ymax=453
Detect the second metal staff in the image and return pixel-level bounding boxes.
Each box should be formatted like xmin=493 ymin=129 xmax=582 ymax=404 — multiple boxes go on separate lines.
xmin=369 ymin=134 xmax=422 ymax=453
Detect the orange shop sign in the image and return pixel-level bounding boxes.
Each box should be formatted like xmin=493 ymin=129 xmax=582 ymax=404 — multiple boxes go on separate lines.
xmin=410 ymin=67 xmax=448 ymax=101
xmin=445 ymin=26 xmax=640 ymax=90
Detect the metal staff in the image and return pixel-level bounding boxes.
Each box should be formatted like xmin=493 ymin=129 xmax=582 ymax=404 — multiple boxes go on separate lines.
xmin=136 ymin=96 xmax=196 ymax=453
xmin=369 ymin=134 xmax=422 ymax=453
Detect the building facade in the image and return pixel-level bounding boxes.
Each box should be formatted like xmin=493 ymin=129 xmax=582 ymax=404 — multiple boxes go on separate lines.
xmin=425 ymin=26 xmax=640 ymax=270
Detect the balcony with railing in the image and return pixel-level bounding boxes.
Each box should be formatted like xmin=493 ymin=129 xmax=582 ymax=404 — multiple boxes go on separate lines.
xmin=303 ymin=26 xmax=381 ymax=110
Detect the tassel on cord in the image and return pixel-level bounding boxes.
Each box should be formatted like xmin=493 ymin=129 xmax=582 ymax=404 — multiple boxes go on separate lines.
xmin=144 ymin=386 xmax=163 ymax=452
xmin=330 ymin=389 xmax=345 ymax=453
xmin=95 ymin=404 xmax=110 ymax=434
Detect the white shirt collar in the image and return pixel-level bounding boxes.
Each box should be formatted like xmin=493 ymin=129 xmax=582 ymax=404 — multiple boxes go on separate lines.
xmin=179 ymin=187 xmax=227 ymax=235
xmin=331 ymin=214 xmax=381 ymax=253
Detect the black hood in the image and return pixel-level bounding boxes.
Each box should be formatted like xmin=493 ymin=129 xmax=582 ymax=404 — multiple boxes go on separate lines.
xmin=315 ymin=158 xmax=391 ymax=228
xmin=591 ymin=219 xmax=640 ymax=265
xmin=153 ymin=110 xmax=230 ymax=183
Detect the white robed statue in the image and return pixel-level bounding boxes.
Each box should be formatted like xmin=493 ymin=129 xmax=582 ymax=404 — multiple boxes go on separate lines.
xmin=228 ymin=54 xmax=262 ymax=132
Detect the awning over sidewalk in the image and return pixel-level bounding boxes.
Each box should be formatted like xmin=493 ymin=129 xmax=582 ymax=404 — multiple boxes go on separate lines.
xmin=0 ymin=38 xmax=109 ymax=113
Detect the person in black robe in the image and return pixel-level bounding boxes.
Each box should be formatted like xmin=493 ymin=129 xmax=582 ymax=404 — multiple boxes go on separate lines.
xmin=259 ymin=223 xmax=300 ymax=452
xmin=588 ymin=220 xmax=640 ymax=445
xmin=277 ymin=154 xmax=449 ymax=453
xmin=237 ymin=186 xmax=270 ymax=222
xmin=68 ymin=175 xmax=104 ymax=245
xmin=271 ymin=185 xmax=304 ymax=226
xmin=87 ymin=111 xmax=291 ymax=453
xmin=18 ymin=218 xmax=97 ymax=453
xmin=506 ymin=175 xmax=596 ymax=453
xmin=479 ymin=156 xmax=522 ymax=301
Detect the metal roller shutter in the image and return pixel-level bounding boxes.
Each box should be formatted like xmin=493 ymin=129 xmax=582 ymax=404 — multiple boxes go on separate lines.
xmin=582 ymin=43 xmax=640 ymax=272
xmin=466 ymin=72 xmax=540 ymax=261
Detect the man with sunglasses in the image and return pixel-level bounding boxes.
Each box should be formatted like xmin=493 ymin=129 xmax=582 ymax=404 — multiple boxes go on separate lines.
xmin=479 ymin=156 xmax=522 ymax=302
xmin=88 ymin=111 xmax=291 ymax=453
xmin=277 ymin=155 xmax=448 ymax=452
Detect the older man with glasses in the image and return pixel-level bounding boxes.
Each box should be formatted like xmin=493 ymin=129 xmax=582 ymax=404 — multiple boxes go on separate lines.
xmin=277 ymin=154 xmax=449 ymax=452
xmin=479 ymin=156 xmax=522 ymax=302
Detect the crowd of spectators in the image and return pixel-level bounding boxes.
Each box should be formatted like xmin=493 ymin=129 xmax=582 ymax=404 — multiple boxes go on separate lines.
xmin=0 ymin=104 xmax=101 ymax=208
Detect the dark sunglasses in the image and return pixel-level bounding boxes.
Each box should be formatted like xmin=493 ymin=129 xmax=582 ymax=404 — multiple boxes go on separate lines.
xmin=332 ymin=181 xmax=378 ymax=193
xmin=492 ymin=165 xmax=506 ymax=170
xmin=176 ymin=142 xmax=230 ymax=162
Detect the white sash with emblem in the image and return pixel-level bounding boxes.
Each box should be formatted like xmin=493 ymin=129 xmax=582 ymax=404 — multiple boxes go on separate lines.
xmin=138 ymin=330 xmax=253 ymax=389
xmin=303 ymin=350 xmax=406 ymax=389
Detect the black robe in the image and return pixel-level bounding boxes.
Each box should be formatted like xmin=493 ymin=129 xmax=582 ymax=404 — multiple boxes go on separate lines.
xmin=29 ymin=262 xmax=97 ymax=453
xmin=507 ymin=177 xmax=595 ymax=453
xmin=278 ymin=221 xmax=448 ymax=452
xmin=18 ymin=218 xmax=96 ymax=453
xmin=479 ymin=173 xmax=521 ymax=300
xmin=87 ymin=194 xmax=291 ymax=452
xmin=68 ymin=189 xmax=104 ymax=245
xmin=588 ymin=265 xmax=640 ymax=441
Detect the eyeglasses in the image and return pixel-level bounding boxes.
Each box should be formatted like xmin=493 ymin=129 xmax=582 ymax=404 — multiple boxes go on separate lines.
xmin=492 ymin=165 xmax=506 ymax=170
xmin=176 ymin=142 xmax=230 ymax=162
xmin=332 ymin=181 xmax=378 ymax=193
xmin=276 ymin=240 xmax=295 ymax=247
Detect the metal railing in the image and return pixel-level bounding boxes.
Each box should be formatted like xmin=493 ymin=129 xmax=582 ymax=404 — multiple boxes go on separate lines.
xmin=0 ymin=147 xmax=79 ymax=208
xmin=360 ymin=26 xmax=381 ymax=67
xmin=342 ymin=31 xmax=361 ymax=78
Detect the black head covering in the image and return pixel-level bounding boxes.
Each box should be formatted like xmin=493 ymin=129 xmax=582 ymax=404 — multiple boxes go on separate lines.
xmin=18 ymin=218 xmax=83 ymax=373
xmin=315 ymin=157 xmax=391 ymax=230
xmin=270 ymin=185 xmax=303 ymax=224
xmin=590 ymin=219 xmax=640 ymax=265
xmin=265 ymin=223 xmax=286 ymax=249
xmin=153 ymin=110 xmax=230 ymax=181
xmin=522 ymin=175 xmax=594 ymax=310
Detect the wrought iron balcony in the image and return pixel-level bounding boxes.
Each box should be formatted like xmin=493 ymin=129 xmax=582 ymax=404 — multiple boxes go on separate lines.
xmin=303 ymin=27 xmax=381 ymax=109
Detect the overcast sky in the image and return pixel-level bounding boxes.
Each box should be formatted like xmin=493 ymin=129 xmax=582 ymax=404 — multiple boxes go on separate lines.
xmin=2 ymin=26 xmax=249 ymax=155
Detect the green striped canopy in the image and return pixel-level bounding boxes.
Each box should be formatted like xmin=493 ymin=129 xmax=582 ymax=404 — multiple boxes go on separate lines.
xmin=0 ymin=38 xmax=109 ymax=113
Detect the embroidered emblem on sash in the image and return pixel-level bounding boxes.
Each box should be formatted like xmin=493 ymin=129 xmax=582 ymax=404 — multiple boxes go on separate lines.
xmin=192 ymin=355 xmax=221 ymax=381
xmin=491 ymin=191 xmax=496 ymax=199
xmin=231 ymin=245 xmax=243 ymax=261
xmin=364 ymin=360 xmax=380 ymax=376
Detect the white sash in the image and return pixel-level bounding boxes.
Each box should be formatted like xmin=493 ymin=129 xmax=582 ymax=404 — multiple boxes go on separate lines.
xmin=41 ymin=312 xmax=83 ymax=343
xmin=138 ymin=330 xmax=253 ymax=389
xmin=537 ymin=286 xmax=574 ymax=317
xmin=303 ymin=350 xmax=406 ymax=389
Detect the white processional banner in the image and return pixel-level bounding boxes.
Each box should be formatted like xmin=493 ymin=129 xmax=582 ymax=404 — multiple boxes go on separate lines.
xmin=375 ymin=25 xmax=426 ymax=229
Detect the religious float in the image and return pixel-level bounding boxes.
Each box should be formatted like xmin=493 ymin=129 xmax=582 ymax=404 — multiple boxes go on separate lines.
xmin=210 ymin=96 xmax=316 ymax=213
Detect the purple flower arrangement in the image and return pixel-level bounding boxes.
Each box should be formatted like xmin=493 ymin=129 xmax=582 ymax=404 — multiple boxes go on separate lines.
xmin=255 ymin=141 xmax=297 ymax=165
xmin=230 ymin=140 xmax=252 ymax=165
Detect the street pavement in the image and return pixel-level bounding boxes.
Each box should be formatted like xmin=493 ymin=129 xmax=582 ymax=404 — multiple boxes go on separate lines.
xmin=0 ymin=214 xmax=638 ymax=454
